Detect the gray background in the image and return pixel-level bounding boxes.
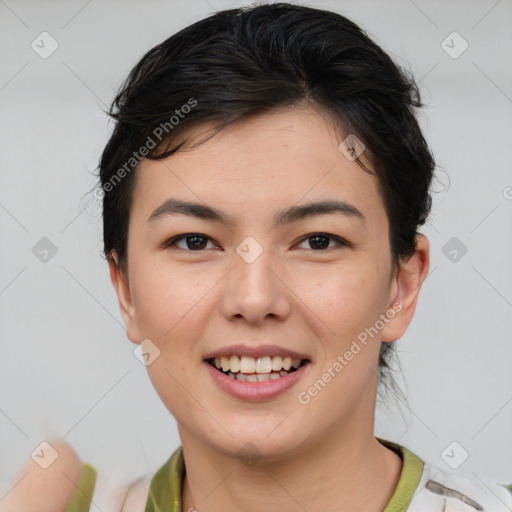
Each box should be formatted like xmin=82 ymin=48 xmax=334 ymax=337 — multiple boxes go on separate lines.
xmin=1 ymin=0 xmax=511 ymax=492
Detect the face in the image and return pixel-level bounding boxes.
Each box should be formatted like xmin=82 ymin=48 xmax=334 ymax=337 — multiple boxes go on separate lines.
xmin=110 ymin=106 xmax=427 ymax=461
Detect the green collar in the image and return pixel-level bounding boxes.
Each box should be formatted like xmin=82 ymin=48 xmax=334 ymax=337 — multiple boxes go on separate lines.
xmin=144 ymin=437 xmax=424 ymax=512
xmin=379 ymin=437 xmax=425 ymax=511
xmin=63 ymin=462 xmax=97 ymax=512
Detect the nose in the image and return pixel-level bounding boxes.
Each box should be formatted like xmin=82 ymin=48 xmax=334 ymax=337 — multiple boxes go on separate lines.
xmin=220 ymin=242 xmax=291 ymax=325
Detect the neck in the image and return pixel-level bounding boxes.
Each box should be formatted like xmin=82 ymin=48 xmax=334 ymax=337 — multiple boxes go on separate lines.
xmin=179 ymin=424 xmax=402 ymax=512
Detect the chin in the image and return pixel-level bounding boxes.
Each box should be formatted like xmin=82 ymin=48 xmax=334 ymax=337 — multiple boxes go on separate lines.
xmin=204 ymin=428 xmax=311 ymax=465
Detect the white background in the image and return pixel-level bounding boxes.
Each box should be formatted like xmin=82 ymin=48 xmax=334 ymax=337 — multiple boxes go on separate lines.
xmin=1 ymin=0 xmax=511 ymax=492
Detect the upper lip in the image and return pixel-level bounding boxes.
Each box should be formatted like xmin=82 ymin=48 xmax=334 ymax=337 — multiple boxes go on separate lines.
xmin=203 ymin=344 xmax=311 ymax=361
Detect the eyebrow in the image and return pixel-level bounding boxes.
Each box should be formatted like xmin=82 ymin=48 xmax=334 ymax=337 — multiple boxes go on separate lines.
xmin=147 ymin=198 xmax=365 ymax=227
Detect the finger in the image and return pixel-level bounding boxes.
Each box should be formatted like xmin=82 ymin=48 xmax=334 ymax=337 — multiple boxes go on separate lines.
xmin=0 ymin=439 xmax=82 ymax=512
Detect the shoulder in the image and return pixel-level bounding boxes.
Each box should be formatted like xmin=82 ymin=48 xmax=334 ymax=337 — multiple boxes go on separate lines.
xmin=409 ymin=459 xmax=512 ymax=512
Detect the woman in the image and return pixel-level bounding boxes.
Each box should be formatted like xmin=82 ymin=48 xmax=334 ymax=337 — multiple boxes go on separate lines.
xmin=3 ymin=3 xmax=511 ymax=511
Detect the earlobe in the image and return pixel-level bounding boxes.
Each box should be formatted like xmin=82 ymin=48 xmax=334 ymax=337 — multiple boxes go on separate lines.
xmin=108 ymin=251 xmax=141 ymax=345
xmin=381 ymin=234 xmax=430 ymax=342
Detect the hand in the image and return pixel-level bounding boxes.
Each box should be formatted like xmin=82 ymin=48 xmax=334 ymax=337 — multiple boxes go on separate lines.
xmin=0 ymin=440 xmax=83 ymax=512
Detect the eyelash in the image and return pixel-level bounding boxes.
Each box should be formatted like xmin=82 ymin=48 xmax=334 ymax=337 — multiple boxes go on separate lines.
xmin=163 ymin=232 xmax=350 ymax=252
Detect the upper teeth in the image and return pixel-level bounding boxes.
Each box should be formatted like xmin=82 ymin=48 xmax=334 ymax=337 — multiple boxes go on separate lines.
xmin=213 ymin=355 xmax=303 ymax=374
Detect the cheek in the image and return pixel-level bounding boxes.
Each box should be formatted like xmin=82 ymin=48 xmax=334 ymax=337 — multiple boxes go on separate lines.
xmin=130 ymin=260 xmax=203 ymax=337
xmin=297 ymin=261 xmax=387 ymax=338
xmin=130 ymin=265 xmax=209 ymax=416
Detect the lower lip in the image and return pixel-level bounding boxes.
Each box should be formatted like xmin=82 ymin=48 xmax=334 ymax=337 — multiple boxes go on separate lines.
xmin=204 ymin=360 xmax=311 ymax=401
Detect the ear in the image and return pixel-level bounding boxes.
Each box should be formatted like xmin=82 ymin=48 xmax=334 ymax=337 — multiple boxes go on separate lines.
xmin=381 ymin=234 xmax=430 ymax=343
xmin=108 ymin=250 xmax=141 ymax=345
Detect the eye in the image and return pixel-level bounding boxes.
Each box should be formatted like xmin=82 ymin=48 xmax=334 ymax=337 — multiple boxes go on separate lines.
xmin=163 ymin=232 xmax=350 ymax=252
xmin=163 ymin=233 xmax=217 ymax=251
xmin=296 ymin=232 xmax=350 ymax=251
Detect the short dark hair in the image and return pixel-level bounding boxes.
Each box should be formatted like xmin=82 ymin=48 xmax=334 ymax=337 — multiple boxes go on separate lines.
xmin=96 ymin=1 xmax=435 ymax=406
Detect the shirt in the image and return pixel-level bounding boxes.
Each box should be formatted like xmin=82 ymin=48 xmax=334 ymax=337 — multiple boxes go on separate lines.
xmin=64 ymin=437 xmax=512 ymax=511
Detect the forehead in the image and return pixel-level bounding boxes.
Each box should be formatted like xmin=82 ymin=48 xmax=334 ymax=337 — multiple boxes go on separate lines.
xmin=131 ymin=107 xmax=387 ymax=229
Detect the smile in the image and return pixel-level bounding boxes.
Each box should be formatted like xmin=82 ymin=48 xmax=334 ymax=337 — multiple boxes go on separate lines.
xmin=207 ymin=355 xmax=307 ymax=381
xmin=204 ymin=356 xmax=311 ymax=401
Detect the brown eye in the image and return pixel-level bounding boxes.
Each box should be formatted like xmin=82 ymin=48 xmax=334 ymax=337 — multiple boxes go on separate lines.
xmin=163 ymin=232 xmax=349 ymax=252
xmin=164 ymin=233 xmax=215 ymax=251
xmin=296 ymin=232 xmax=349 ymax=251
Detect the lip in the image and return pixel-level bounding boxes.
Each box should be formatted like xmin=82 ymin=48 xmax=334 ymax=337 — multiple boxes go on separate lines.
xmin=204 ymin=359 xmax=311 ymax=401
xmin=203 ymin=344 xmax=311 ymax=361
